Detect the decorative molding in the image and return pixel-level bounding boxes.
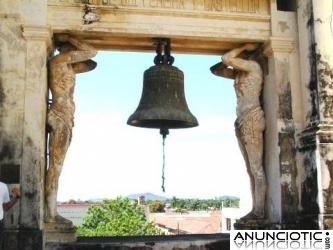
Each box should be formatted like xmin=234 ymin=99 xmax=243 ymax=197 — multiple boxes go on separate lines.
xmin=22 ymin=25 xmax=53 ymax=49
xmin=48 ymin=0 xmax=270 ymax=15
xmin=297 ymin=124 xmax=333 ymax=151
xmin=22 ymin=25 xmax=52 ymax=40
xmin=317 ymin=124 xmax=333 ymax=144
xmin=47 ymin=0 xmax=271 ymax=23
xmin=297 ymin=125 xmax=318 ymax=151
xmin=263 ymin=37 xmax=295 ymax=56
xmin=113 ymin=7 xmax=271 ymax=22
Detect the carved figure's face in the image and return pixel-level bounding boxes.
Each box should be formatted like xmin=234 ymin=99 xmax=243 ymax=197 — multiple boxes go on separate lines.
xmin=241 ymin=51 xmax=258 ymax=61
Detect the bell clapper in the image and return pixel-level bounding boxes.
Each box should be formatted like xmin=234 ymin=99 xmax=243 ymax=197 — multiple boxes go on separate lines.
xmin=160 ymin=127 xmax=169 ymax=192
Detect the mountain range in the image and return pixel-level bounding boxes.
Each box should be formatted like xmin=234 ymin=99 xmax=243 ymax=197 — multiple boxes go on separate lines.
xmin=126 ymin=193 xmax=239 ymax=201
xmin=126 ymin=192 xmax=168 ymax=201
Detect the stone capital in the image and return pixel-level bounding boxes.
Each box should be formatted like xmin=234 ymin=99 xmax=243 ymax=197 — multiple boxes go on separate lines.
xmin=263 ymin=37 xmax=295 ymax=56
xmin=317 ymin=124 xmax=333 ymax=144
xmin=22 ymin=25 xmax=52 ymax=48
xmin=298 ymin=124 xmax=333 ymax=151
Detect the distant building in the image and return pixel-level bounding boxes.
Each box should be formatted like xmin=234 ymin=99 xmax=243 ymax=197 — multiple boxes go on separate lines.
xmin=149 ymin=210 xmax=222 ymax=235
xmin=220 ymin=207 xmax=243 ymax=231
xmin=138 ymin=195 xmax=146 ymax=205
xmin=57 ymin=203 xmax=96 ymax=226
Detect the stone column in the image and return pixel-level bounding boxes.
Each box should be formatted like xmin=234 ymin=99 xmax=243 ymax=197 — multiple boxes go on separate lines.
xmin=0 ymin=11 xmax=51 ymax=250
xmin=260 ymin=0 xmax=306 ymax=229
xmin=312 ymin=1 xmax=333 ymax=229
xmin=0 ymin=14 xmax=26 ymax=250
xmin=297 ymin=0 xmax=333 ymax=230
xmin=19 ymin=24 xmax=51 ymax=248
xmin=263 ymin=37 xmax=299 ymax=229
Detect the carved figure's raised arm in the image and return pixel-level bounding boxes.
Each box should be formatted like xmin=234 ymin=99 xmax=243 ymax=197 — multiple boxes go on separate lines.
xmin=222 ymin=43 xmax=259 ymax=72
xmin=52 ymin=34 xmax=97 ymax=64
xmin=67 ymin=49 xmax=97 ymax=65
xmin=56 ymin=34 xmax=95 ymax=51
xmin=67 ymin=37 xmax=97 ymax=63
xmin=68 ymin=37 xmax=96 ymax=52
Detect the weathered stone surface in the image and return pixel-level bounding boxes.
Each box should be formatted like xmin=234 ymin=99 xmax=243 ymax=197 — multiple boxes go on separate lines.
xmin=234 ymin=218 xmax=270 ymax=230
xmin=45 ymin=221 xmax=77 ymax=243
xmin=4 ymin=229 xmax=44 ymax=250
xmin=317 ymin=56 xmax=333 ymax=123
xmin=296 ymin=0 xmax=333 ymax=230
xmin=20 ymin=24 xmax=50 ymax=229
xmin=48 ymin=0 xmax=271 ymax=54
xmin=45 ymin=234 xmax=229 ymax=250
xmin=279 ymin=132 xmax=298 ymax=225
xmin=262 ymin=36 xmax=299 ymax=227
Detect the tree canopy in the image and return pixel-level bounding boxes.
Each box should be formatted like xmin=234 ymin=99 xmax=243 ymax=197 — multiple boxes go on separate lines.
xmin=76 ymin=197 xmax=163 ymax=236
xmin=149 ymin=200 xmax=165 ymax=213
xmin=167 ymin=196 xmax=239 ymax=211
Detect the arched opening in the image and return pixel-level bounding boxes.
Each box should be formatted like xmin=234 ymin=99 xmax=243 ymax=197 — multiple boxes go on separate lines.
xmin=56 ymin=51 xmax=252 ymax=233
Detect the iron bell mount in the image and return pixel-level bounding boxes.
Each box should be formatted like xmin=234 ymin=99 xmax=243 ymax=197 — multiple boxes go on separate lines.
xmin=127 ymin=38 xmax=199 ymax=191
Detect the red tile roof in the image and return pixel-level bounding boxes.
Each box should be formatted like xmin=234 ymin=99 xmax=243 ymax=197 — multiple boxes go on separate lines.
xmin=149 ymin=210 xmax=222 ymax=234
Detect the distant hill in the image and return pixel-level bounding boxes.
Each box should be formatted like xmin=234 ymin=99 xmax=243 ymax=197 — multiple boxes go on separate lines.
xmin=126 ymin=192 xmax=168 ymax=201
xmin=218 ymin=195 xmax=239 ymax=200
xmin=126 ymin=193 xmax=239 ymax=202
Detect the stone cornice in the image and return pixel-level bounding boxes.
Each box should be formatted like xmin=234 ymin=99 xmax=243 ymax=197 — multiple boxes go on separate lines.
xmin=48 ymin=0 xmax=270 ymax=16
xmin=116 ymin=7 xmax=271 ymax=22
xmin=263 ymin=37 xmax=295 ymax=56
xmin=47 ymin=0 xmax=271 ymax=54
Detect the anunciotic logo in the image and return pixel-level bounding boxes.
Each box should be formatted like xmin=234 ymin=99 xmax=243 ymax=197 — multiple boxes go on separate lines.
xmin=230 ymin=230 xmax=331 ymax=250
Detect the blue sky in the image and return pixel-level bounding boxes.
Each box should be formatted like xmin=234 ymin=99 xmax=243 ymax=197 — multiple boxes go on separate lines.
xmin=57 ymin=51 xmax=251 ymax=208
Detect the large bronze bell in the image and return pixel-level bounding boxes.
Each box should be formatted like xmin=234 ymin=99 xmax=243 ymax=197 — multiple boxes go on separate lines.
xmin=127 ymin=38 xmax=198 ymax=131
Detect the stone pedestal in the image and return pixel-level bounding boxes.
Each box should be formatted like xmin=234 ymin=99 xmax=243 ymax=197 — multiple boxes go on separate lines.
xmin=234 ymin=218 xmax=270 ymax=230
xmin=4 ymin=229 xmax=44 ymax=250
xmin=44 ymin=222 xmax=76 ymax=243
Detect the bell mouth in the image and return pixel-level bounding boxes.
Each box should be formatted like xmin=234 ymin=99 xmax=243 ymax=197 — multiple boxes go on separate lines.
xmin=127 ymin=118 xmax=198 ymax=129
xmin=127 ymin=106 xmax=198 ymax=129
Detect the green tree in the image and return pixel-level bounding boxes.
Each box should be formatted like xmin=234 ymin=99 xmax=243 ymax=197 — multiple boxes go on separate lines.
xmin=149 ymin=200 xmax=165 ymax=213
xmin=167 ymin=197 xmax=239 ymax=211
xmin=170 ymin=196 xmax=178 ymax=208
xmin=76 ymin=197 xmax=163 ymax=236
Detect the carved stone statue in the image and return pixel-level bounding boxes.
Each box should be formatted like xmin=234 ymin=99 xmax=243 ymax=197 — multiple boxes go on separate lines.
xmin=211 ymin=43 xmax=267 ymax=220
xmin=45 ymin=35 xmax=97 ymax=223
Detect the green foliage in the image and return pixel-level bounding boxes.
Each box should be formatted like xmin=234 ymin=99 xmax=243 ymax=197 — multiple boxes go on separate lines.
xmin=148 ymin=200 xmax=165 ymax=213
xmin=167 ymin=197 xmax=239 ymax=211
xmin=76 ymin=197 xmax=163 ymax=236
